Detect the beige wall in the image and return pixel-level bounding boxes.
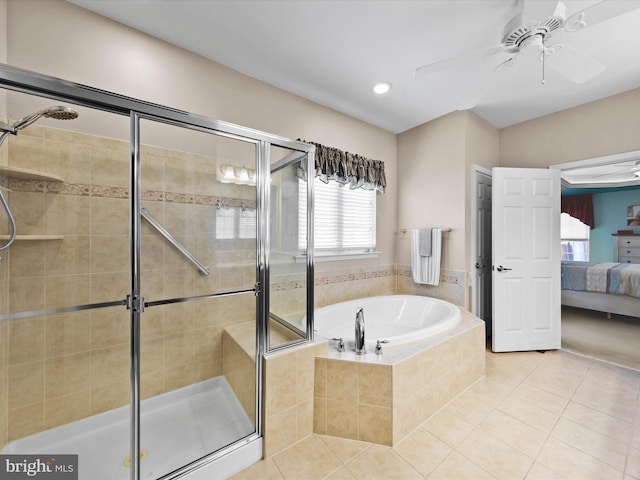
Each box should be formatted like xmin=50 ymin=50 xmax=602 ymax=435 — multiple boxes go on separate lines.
xmin=396 ymin=110 xmax=499 ymax=276
xmin=396 ymin=111 xmax=467 ymax=270
xmin=499 ymin=88 xmax=640 ymax=168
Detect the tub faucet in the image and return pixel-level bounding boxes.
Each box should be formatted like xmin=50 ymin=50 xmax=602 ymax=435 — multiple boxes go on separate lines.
xmin=354 ymin=307 xmax=366 ymax=355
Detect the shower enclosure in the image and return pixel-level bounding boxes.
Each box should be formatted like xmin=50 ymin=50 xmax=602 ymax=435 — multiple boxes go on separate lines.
xmin=0 ymin=64 xmax=314 ymax=480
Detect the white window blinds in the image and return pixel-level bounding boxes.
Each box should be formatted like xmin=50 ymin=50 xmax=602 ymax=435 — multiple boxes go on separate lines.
xmin=299 ymin=178 xmax=376 ymax=252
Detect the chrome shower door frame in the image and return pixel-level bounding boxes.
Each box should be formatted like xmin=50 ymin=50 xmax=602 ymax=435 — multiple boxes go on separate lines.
xmin=0 ymin=63 xmax=315 ymax=480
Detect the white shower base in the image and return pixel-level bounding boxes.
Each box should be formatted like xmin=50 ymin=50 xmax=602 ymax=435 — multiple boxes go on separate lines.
xmin=2 ymin=377 xmax=256 ymax=480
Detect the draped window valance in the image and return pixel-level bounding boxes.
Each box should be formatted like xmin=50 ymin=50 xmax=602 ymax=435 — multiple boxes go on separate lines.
xmin=561 ymin=194 xmax=594 ymax=229
xmin=300 ymin=140 xmax=387 ymax=193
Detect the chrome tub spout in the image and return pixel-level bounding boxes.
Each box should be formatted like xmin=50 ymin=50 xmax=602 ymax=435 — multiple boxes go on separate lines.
xmin=354 ymin=307 xmax=366 ymax=355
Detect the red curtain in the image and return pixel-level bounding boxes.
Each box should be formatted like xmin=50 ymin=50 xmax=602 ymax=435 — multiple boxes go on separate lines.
xmin=561 ymin=194 xmax=594 ymax=228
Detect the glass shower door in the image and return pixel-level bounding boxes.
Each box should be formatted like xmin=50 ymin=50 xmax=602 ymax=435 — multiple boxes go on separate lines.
xmin=137 ymin=118 xmax=259 ymax=478
xmin=0 ymin=91 xmax=136 ymax=479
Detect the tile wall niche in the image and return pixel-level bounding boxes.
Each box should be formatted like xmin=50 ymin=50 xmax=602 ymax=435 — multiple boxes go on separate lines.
xmin=2 ymin=124 xmax=257 ymax=444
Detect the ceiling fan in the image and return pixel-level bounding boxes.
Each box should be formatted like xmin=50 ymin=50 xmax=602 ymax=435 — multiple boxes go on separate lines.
xmin=415 ymin=0 xmax=640 ymax=109
xmin=587 ymin=160 xmax=640 ymax=179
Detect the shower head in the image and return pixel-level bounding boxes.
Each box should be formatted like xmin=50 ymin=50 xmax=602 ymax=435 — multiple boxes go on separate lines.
xmin=10 ymin=105 xmax=79 ymax=132
xmin=42 ymin=105 xmax=79 ymax=121
xmin=0 ymin=106 xmax=79 ymax=147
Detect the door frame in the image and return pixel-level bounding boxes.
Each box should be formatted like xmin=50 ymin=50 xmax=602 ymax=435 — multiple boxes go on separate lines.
xmin=471 ymin=165 xmax=492 ymax=325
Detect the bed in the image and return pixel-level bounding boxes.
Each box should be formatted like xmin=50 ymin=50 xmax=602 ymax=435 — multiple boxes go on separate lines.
xmin=561 ymin=261 xmax=640 ymax=318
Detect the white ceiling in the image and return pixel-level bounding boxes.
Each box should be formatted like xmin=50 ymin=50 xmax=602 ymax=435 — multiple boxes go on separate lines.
xmin=71 ymin=0 xmax=640 ymax=186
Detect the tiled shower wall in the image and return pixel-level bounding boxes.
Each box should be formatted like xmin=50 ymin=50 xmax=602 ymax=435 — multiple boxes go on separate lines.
xmin=1 ymin=124 xmax=256 ymax=445
xmin=0 ymin=121 xmax=8 ymax=450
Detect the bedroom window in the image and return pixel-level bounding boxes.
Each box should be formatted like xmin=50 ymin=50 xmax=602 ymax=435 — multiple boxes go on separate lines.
xmin=561 ymin=213 xmax=589 ymax=261
xmin=298 ymin=178 xmax=376 ymax=258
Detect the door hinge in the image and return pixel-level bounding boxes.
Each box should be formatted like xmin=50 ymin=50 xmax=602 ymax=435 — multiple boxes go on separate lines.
xmin=254 ymin=282 xmax=261 ymax=296
xmin=126 ymin=294 xmax=145 ymax=313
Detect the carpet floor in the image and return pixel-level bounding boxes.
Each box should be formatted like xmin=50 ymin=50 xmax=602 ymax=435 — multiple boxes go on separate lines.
xmin=561 ymin=305 xmax=640 ymax=371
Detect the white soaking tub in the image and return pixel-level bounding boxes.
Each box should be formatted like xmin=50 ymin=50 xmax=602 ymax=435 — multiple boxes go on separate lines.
xmin=314 ymin=294 xmax=461 ymax=349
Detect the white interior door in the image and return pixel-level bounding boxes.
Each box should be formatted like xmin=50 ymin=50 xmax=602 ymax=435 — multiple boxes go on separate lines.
xmin=473 ymin=168 xmax=492 ymax=336
xmin=492 ymin=167 xmax=561 ymax=352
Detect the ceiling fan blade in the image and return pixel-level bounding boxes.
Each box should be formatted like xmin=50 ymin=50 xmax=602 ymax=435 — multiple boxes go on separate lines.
xmin=565 ymin=0 xmax=640 ymax=31
xmin=521 ymin=0 xmax=564 ymax=23
xmin=546 ymin=43 xmax=605 ymax=83
xmin=415 ymin=46 xmax=495 ymax=78
xmin=457 ymin=52 xmax=515 ymax=110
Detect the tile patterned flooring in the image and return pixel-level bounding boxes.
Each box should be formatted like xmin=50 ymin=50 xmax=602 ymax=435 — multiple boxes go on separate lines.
xmin=231 ymin=349 xmax=640 ymax=480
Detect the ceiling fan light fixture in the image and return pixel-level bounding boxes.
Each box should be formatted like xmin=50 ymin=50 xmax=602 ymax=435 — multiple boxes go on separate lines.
xmin=372 ymin=82 xmax=392 ymax=95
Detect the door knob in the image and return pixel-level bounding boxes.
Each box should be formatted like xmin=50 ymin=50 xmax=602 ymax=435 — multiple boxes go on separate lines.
xmin=496 ymin=265 xmax=512 ymax=272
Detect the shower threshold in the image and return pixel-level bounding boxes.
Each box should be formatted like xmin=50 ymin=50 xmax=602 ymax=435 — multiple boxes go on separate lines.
xmin=1 ymin=377 xmax=255 ymax=479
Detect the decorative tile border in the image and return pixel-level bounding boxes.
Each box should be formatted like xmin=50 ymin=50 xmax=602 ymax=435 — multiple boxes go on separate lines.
xmin=3 ymin=177 xmax=256 ymax=209
xmin=314 ymin=265 xmax=395 ymax=286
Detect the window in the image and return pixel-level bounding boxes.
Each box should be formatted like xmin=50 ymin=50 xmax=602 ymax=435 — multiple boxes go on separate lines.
xmin=298 ymin=178 xmax=376 ymax=256
xmin=216 ymin=207 xmax=256 ymax=239
xmin=561 ymin=213 xmax=589 ymax=261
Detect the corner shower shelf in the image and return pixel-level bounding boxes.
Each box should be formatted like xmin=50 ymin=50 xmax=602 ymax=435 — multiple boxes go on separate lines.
xmin=0 ymin=235 xmax=64 ymax=241
xmin=0 ymin=165 xmax=64 ymax=183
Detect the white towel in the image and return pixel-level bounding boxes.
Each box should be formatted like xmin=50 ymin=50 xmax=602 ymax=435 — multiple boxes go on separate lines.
xmin=418 ymin=228 xmax=432 ymax=256
xmin=411 ymin=228 xmax=442 ymax=285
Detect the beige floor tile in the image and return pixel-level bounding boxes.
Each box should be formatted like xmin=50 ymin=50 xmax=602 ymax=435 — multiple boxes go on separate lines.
xmin=572 ymin=382 xmax=638 ymax=423
xmin=497 ymin=393 xmax=559 ymax=433
xmin=537 ymin=436 xmax=624 ymax=480
xmin=485 ymin=350 xmax=546 ymax=372
xmin=578 ymin=371 xmax=639 ymax=404
xmin=523 ymin=369 xmax=583 ymax=399
xmin=324 ymin=467 xmax=356 ymax=480
xmin=318 ymin=435 xmax=370 ymax=464
xmin=484 ymin=358 xmax=530 ymax=389
xmin=562 ymin=401 xmax=633 ymax=444
xmin=524 ymin=461 xmax=569 ymax=480
xmin=456 ymin=428 xmax=533 ymax=480
xmin=551 ymin=417 xmax=627 ymax=470
xmin=228 ymin=458 xmax=284 ymax=480
xmin=540 ymin=350 xmax=593 ymax=374
xmin=440 ymin=379 xmax=509 ymax=425
xmin=393 ymin=428 xmax=451 ymax=476
xmin=345 ymin=444 xmax=422 ymax=480
xmin=586 ymin=361 xmax=640 ymax=389
xmin=427 ymin=451 xmax=496 ymax=480
xmin=626 ymin=446 xmax=640 ymax=480
xmin=510 ymin=382 xmax=569 ymax=415
xmin=422 ymin=409 xmax=474 ymax=447
xmin=478 ymin=410 xmax=547 ymax=458
xmin=632 ymin=427 xmax=640 ymax=451
xmin=272 ymin=435 xmax=342 ymax=480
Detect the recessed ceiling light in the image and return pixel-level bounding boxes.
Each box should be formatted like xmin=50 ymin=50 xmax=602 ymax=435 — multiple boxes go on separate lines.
xmin=372 ymin=82 xmax=392 ymax=94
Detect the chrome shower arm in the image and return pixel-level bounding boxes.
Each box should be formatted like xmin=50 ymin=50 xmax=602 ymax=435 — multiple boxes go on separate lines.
xmin=0 ymin=121 xmax=16 ymax=135
xmin=0 ymin=188 xmax=17 ymax=251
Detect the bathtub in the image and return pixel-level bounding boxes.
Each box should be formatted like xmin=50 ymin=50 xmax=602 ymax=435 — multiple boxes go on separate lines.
xmin=314 ymin=295 xmax=461 ymax=349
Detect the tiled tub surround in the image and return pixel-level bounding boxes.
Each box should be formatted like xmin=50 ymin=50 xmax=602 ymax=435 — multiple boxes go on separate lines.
xmin=1 ymin=124 xmax=257 ymax=446
xmin=313 ymin=309 xmax=485 ymax=446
